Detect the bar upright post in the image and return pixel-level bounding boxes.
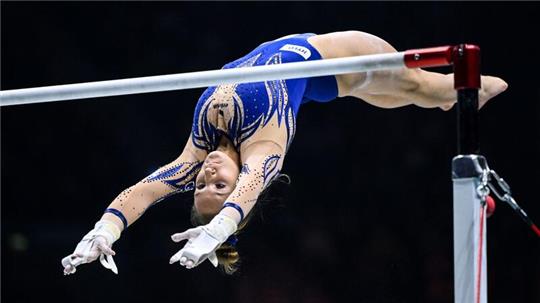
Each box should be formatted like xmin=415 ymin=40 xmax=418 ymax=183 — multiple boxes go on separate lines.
xmin=451 ymin=44 xmax=487 ymax=303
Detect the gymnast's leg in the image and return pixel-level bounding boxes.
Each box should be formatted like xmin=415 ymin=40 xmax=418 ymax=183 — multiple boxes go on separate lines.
xmin=308 ymin=31 xmax=508 ymax=110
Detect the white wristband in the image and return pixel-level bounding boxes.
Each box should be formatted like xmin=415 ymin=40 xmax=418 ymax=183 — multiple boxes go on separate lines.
xmin=203 ymin=214 xmax=238 ymax=243
xmin=89 ymin=220 xmax=122 ymax=245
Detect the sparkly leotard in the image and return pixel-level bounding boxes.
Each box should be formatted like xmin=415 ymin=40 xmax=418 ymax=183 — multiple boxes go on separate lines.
xmin=191 ymin=33 xmax=338 ymax=153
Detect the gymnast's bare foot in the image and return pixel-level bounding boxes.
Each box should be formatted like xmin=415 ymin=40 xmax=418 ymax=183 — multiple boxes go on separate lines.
xmin=479 ymin=75 xmax=508 ymax=109
xmin=439 ymin=75 xmax=508 ymax=111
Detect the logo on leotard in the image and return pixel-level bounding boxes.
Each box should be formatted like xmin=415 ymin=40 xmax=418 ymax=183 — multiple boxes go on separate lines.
xmin=279 ymin=44 xmax=311 ymax=60
xmin=212 ymin=103 xmax=229 ymax=109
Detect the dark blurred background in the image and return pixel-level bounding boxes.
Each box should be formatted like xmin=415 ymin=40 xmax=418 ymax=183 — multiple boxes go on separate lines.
xmin=1 ymin=2 xmax=539 ymax=303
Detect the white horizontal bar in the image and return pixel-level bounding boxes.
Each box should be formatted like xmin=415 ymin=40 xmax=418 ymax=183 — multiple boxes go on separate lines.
xmin=0 ymin=52 xmax=405 ymax=106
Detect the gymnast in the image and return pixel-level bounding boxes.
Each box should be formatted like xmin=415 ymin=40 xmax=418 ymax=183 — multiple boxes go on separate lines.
xmin=62 ymin=31 xmax=508 ymax=275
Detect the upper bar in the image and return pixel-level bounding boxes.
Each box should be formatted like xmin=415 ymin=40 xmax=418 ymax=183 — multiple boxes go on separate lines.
xmin=0 ymin=52 xmax=406 ymax=106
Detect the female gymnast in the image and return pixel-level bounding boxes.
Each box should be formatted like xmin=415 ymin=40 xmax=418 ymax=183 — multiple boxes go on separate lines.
xmin=62 ymin=31 xmax=508 ymax=275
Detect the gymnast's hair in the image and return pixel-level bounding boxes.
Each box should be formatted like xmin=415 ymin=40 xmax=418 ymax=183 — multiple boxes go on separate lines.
xmin=190 ymin=173 xmax=291 ymax=275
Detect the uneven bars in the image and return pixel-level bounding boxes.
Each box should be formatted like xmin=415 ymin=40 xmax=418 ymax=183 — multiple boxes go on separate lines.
xmin=2 ymin=42 xmax=490 ymax=302
xmin=0 ymin=46 xmax=453 ymax=106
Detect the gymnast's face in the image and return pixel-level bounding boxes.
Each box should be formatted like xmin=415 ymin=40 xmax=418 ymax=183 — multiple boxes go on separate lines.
xmin=194 ymin=151 xmax=239 ymax=218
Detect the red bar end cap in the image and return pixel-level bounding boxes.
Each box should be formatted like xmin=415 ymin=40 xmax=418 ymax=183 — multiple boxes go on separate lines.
xmin=453 ymin=44 xmax=481 ymax=89
xmin=404 ymin=46 xmax=453 ymax=69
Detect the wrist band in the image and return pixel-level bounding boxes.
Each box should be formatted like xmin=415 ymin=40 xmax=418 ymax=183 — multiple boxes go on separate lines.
xmin=221 ymin=202 xmax=244 ymax=222
xmin=95 ymin=220 xmax=122 ymax=242
xmin=104 ymin=208 xmax=128 ymax=230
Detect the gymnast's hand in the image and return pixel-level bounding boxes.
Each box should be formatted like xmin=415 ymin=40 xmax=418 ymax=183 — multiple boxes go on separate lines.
xmin=169 ymin=214 xmax=237 ymax=269
xmin=62 ymin=220 xmax=121 ymax=275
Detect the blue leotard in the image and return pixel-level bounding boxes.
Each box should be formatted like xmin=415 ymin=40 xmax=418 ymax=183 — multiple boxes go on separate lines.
xmin=191 ymin=33 xmax=338 ymax=152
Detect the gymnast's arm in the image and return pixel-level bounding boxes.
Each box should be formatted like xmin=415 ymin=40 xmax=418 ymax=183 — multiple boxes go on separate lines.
xmin=309 ymin=31 xmax=508 ymax=110
xmin=100 ymin=136 xmax=206 ymax=230
xmin=62 ymin=136 xmax=206 ymax=274
xmin=219 ymin=141 xmax=285 ymax=223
